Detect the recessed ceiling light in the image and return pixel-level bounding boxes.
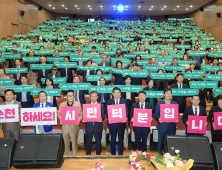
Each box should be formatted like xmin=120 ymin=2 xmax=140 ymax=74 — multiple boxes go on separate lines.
xmin=164 ymin=6 xmax=166 ymax=8
xmin=100 ymin=6 xmax=103 ymax=7
xmin=125 ymin=8 xmax=128 ymax=10
xmin=190 ymin=5 xmax=193 ymax=7
xmin=88 ymin=5 xmax=90 ymax=7
xmin=186 ymin=8 xmax=188 ymax=10
xmin=125 ymin=6 xmax=128 ymax=8
xmin=78 ymin=8 xmax=80 ymax=9
xmin=138 ymin=6 xmax=141 ymax=8
xmin=62 ymin=4 xmax=64 ymax=6
xmin=90 ymin=8 xmax=92 ymax=10
xmin=75 ymin=5 xmax=77 ymax=7
xmin=177 ymin=6 xmax=179 ymax=8
xmin=65 ymin=8 xmax=67 ymax=9
xmin=186 ymin=1 xmax=188 ymax=3
xmin=53 ymin=7 xmax=55 ymax=9
xmin=113 ymin=6 xmax=116 ymax=7
xmin=149 ymin=9 xmax=152 ymax=10
xmin=114 ymin=8 xmax=116 ymax=10
xmin=161 ymin=8 xmax=164 ymax=10
xmin=49 ymin=4 xmax=51 ymax=6
xmin=174 ymin=9 xmax=176 ymax=10
xmin=151 ymin=6 xmax=153 ymax=8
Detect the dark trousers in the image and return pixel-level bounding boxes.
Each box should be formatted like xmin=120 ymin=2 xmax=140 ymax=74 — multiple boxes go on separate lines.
xmin=212 ymin=133 xmax=222 ymax=142
xmin=3 ymin=130 xmax=20 ymax=141
xmin=158 ymin=124 xmax=176 ymax=155
xmin=21 ymin=102 xmax=32 ymax=108
xmin=135 ymin=129 xmax=150 ymax=152
xmin=110 ymin=126 xmax=125 ymax=155
xmin=86 ymin=129 xmax=102 ymax=155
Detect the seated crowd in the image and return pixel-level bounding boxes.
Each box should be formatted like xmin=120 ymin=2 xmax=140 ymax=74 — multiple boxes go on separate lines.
xmin=0 ymin=17 xmax=222 ymax=156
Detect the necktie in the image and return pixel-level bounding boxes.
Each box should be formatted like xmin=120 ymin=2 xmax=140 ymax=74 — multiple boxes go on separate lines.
xmin=141 ymin=104 xmax=143 ymax=109
xmin=180 ymin=84 xmax=182 ymax=89
xmin=75 ymin=90 xmax=78 ymax=101
xmin=65 ymin=68 xmax=68 ymax=77
xmin=43 ymin=69 xmax=45 ymax=77
xmin=17 ymin=73 xmax=19 ymax=80
xmin=41 ymin=104 xmax=44 ymax=108
xmin=101 ymin=93 xmax=104 ymax=103
xmin=116 ymin=100 xmax=118 ymax=105
xmin=195 ymin=108 xmax=197 ymax=116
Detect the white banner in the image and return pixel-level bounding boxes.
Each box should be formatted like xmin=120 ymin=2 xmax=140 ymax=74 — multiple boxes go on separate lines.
xmin=21 ymin=107 xmax=57 ymax=126
xmin=0 ymin=104 xmax=19 ymax=123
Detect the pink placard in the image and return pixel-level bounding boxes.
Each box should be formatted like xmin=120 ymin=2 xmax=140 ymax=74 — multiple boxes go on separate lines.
xmin=107 ymin=104 xmax=126 ymax=124
xmin=61 ymin=106 xmax=79 ymax=124
xmin=160 ymin=104 xmax=179 ymax=122
xmin=83 ymin=103 xmax=101 ymax=122
xmin=214 ymin=112 xmax=222 ymax=130
xmin=187 ymin=116 xmax=207 ymax=134
xmin=133 ymin=108 xmax=152 ymax=127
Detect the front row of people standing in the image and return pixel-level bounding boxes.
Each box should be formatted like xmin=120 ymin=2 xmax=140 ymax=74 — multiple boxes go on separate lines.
xmin=1 ymin=87 xmax=222 ymax=156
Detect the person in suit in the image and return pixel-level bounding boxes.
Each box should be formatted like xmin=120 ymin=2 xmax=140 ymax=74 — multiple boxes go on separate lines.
xmin=36 ymin=56 xmax=50 ymax=88
xmin=148 ymin=57 xmax=159 ymax=78
xmin=90 ymin=69 xmax=111 ymax=86
xmin=33 ymin=91 xmax=53 ymax=134
xmin=171 ymin=73 xmax=189 ymax=113
xmin=0 ymin=89 xmax=21 ymax=141
xmin=58 ymin=89 xmax=83 ymax=155
xmin=77 ymin=59 xmax=95 ymax=82
xmin=61 ymin=56 xmax=74 ymax=83
xmin=47 ymin=66 xmax=61 ymax=89
xmin=121 ymin=75 xmax=136 ymax=123
xmin=183 ymin=95 xmax=207 ymax=136
xmin=45 ymin=77 xmax=57 ymax=107
xmin=208 ymin=95 xmax=222 ymax=142
xmin=16 ymin=75 xmax=34 ymax=108
xmin=154 ymin=69 xmax=168 ymax=91
xmin=98 ymin=55 xmax=111 ymax=74
xmin=130 ymin=91 xmax=153 ymax=151
xmin=76 ymin=51 xmax=86 ymax=66
xmin=155 ymin=88 xmax=178 ymax=155
xmin=112 ymin=60 xmax=124 ymax=85
xmin=130 ymin=63 xmax=147 ymax=85
xmin=83 ymin=91 xmax=105 ymax=155
xmin=106 ymin=87 xmax=128 ymax=155
xmin=12 ymin=59 xmax=26 ymax=85
xmin=0 ymin=68 xmax=10 ymax=101
xmin=143 ymin=78 xmax=157 ymax=114
xmin=72 ymin=75 xmax=89 ymax=106
xmin=26 ymin=50 xmax=37 ymax=85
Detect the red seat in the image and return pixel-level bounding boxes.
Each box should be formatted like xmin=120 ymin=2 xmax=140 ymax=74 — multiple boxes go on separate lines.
xmin=85 ymin=96 xmax=91 ymax=103
xmin=186 ymin=98 xmax=192 ymax=107
xmin=157 ymin=98 xmax=162 ymax=102
xmin=0 ymin=97 xmax=3 ymax=104
xmin=102 ymin=115 xmax=108 ymax=130
xmin=135 ymin=97 xmax=139 ymax=103
xmin=5 ymin=74 xmax=13 ymax=79
xmin=57 ymin=96 xmax=67 ymax=109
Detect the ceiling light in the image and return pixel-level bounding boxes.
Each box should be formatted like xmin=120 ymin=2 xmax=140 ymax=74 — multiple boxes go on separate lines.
xmin=65 ymin=8 xmax=67 ymax=9
xmin=190 ymin=5 xmax=193 ymax=7
xmin=117 ymin=4 xmax=124 ymax=12
xmin=125 ymin=6 xmax=128 ymax=8
xmin=161 ymin=8 xmax=164 ymax=10
xmin=88 ymin=5 xmax=90 ymax=7
xmin=174 ymin=9 xmax=176 ymax=10
xmin=75 ymin=5 xmax=77 ymax=7
xmin=149 ymin=9 xmax=152 ymax=10
xmin=177 ymin=6 xmax=179 ymax=8
xmin=78 ymin=8 xmax=80 ymax=9
xmin=49 ymin=4 xmax=51 ymax=6
xmin=164 ymin=6 xmax=166 ymax=8
xmin=114 ymin=8 xmax=116 ymax=10
xmin=138 ymin=6 xmax=141 ymax=8
xmin=90 ymin=8 xmax=92 ymax=10
xmin=125 ymin=8 xmax=128 ymax=10
xmin=186 ymin=8 xmax=188 ymax=10
xmin=186 ymin=1 xmax=188 ymax=3
xmin=113 ymin=5 xmax=116 ymax=7
xmin=151 ymin=6 xmax=153 ymax=8
xmin=100 ymin=6 xmax=103 ymax=7
xmin=62 ymin=4 xmax=64 ymax=6
xmin=53 ymin=7 xmax=55 ymax=9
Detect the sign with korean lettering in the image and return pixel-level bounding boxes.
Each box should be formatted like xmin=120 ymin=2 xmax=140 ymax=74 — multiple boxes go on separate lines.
xmin=0 ymin=105 xmax=19 ymax=123
xmin=133 ymin=108 xmax=152 ymax=127
xmin=21 ymin=107 xmax=57 ymax=126
xmin=107 ymin=104 xmax=127 ymax=124
xmin=213 ymin=112 xmax=222 ymax=130
xmin=187 ymin=116 xmax=207 ymax=134
xmin=160 ymin=104 xmax=179 ymax=122
xmin=83 ymin=103 xmax=101 ymax=122
xmin=60 ymin=106 xmax=79 ymax=124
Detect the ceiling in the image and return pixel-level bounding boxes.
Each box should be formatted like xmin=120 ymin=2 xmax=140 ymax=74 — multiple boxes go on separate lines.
xmin=32 ymin=0 xmax=212 ymax=16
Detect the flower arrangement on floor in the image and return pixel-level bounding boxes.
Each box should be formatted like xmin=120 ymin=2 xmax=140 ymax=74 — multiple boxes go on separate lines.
xmin=129 ymin=150 xmax=154 ymax=170
xmin=95 ymin=162 xmax=105 ymax=170
xmin=151 ymin=150 xmax=194 ymax=170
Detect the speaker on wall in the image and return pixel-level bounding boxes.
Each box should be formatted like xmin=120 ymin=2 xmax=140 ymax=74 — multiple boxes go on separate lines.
xmin=165 ymin=15 xmax=168 ymax=19
xmin=13 ymin=134 xmax=64 ymax=169
xmin=165 ymin=135 xmax=215 ymax=170
xmin=73 ymin=14 xmax=76 ymax=18
xmin=200 ymin=7 xmax=203 ymax=11
xmin=217 ymin=12 xmax=221 ymax=18
xmin=20 ymin=11 xmax=25 ymax=16
xmin=0 ymin=139 xmax=16 ymax=169
xmin=39 ymin=6 xmax=42 ymax=10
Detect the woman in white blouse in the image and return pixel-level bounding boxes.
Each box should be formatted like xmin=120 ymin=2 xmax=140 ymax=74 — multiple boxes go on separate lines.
xmin=45 ymin=77 xmax=57 ymax=107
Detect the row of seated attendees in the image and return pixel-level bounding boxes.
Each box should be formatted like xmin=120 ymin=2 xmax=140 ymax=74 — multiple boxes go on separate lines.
xmin=0 ymin=18 xmax=222 ymax=156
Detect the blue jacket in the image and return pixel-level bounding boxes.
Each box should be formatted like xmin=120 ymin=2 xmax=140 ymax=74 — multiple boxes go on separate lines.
xmin=85 ymin=102 xmax=105 ymax=133
xmin=33 ymin=101 xmax=54 ymax=133
xmin=131 ymin=102 xmax=152 ymax=133
xmin=154 ymin=99 xmax=177 ymax=132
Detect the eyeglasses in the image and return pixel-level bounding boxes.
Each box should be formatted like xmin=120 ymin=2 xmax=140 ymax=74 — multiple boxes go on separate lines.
xmin=51 ymin=69 xmax=57 ymax=71
xmin=67 ymin=95 xmax=74 ymax=98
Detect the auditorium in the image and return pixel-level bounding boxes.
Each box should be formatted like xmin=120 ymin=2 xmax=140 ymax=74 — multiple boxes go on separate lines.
xmin=1 ymin=0 xmax=222 ymax=169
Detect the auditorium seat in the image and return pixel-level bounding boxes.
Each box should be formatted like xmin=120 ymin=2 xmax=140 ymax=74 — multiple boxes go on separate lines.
xmin=0 ymin=97 xmax=3 ymax=104
xmin=57 ymin=96 xmax=67 ymax=109
xmin=5 ymin=74 xmax=13 ymax=79
xmin=186 ymin=98 xmax=192 ymax=107
xmin=85 ymin=96 xmax=91 ymax=103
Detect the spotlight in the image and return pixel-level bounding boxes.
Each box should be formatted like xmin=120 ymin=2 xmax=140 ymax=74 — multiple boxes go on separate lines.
xmin=117 ymin=4 xmax=124 ymax=12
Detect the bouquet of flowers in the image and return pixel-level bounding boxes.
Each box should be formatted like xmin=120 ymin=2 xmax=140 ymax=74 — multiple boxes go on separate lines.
xmin=95 ymin=162 xmax=105 ymax=170
xmin=151 ymin=150 xmax=194 ymax=170
xmin=129 ymin=150 xmax=154 ymax=170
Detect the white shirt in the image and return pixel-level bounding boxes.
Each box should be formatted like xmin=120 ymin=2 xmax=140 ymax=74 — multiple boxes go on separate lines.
xmin=36 ymin=101 xmax=46 ymax=134
xmin=52 ymin=75 xmax=55 ymax=78
xmin=91 ymin=101 xmax=97 ymax=104
xmin=192 ymin=105 xmax=200 ymax=116
xmin=114 ymin=98 xmax=120 ymax=104
xmin=40 ymin=101 xmax=46 ymax=108
xmin=177 ymin=83 xmax=183 ymax=89
xmin=139 ymin=102 xmax=145 ymax=109
xmin=86 ymin=70 xmax=90 ymax=75
xmin=102 ymin=62 xmax=106 ymax=66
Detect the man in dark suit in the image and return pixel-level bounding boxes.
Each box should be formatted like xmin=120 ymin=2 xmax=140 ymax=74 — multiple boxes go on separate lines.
xmin=47 ymin=66 xmax=61 ymax=89
xmin=182 ymin=95 xmax=207 ymax=136
xmin=16 ymin=75 xmax=34 ymax=108
xmin=106 ymin=87 xmax=128 ymax=155
xmin=12 ymin=59 xmax=26 ymax=85
xmin=98 ymin=55 xmax=111 ymax=74
xmin=155 ymin=88 xmax=178 ymax=155
xmin=37 ymin=56 xmax=50 ymax=88
xmin=61 ymin=56 xmax=73 ymax=83
xmin=130 ymin=91 xmax=153 ymax=152
xmin=130 ymin=63 xmax=147 ymax=85
xmin=77 ymin=59 xmax=94 ymax=82
xmin=76 ymin=51 xmax=86 ymax=66
xmin=0 ymin=89 xmax=21 ymax=141
xmin=83 ymin=91 xmax=105 ymax=155
xmin=72 ymin=75 xmax=89 ymax=106
xmin=171 ymin=73 xmax=189 ymax=113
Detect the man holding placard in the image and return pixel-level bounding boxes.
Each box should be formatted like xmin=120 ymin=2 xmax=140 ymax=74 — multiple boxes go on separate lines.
xmin=155 ymin=88 xmax=178 ymax=155
xmin=131 ymin=91 xmax=153 ymax=152
xmin=208 ymin=95 xmax=222 ymax=142
xmin=0 ymin=89 xmax=21 ymax=141
xmin=182 ymin=95 xmax=207 ymax=136
xmin=107 ymin=87 xmax=128 ymax=155
xmin=82 ymin=91 xmax=105 ymax=155
xmin=58 ymin=90 xmax=83 ymax=155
